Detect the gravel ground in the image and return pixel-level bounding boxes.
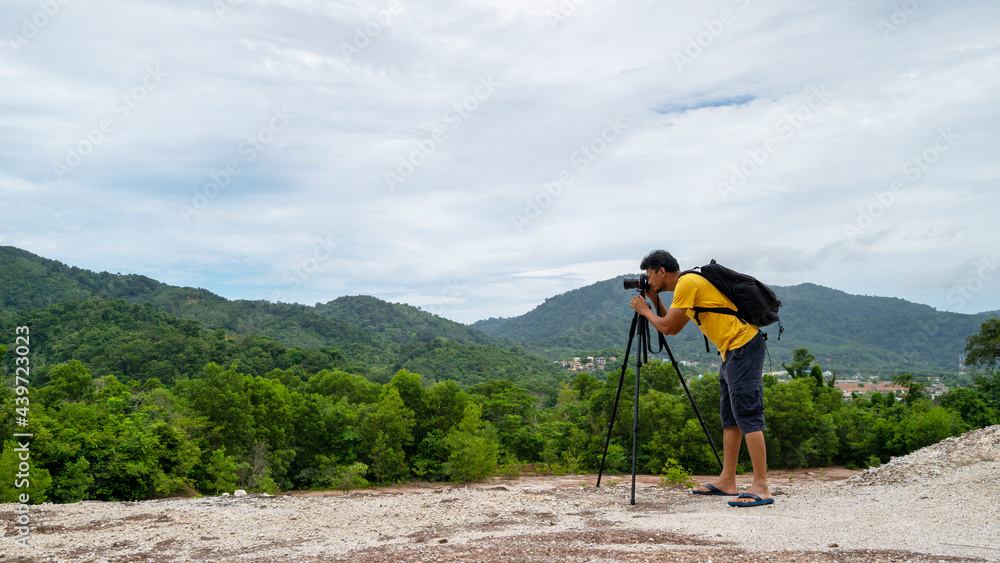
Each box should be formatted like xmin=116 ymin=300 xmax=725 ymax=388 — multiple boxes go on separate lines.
xmin=3 ymin=426 xmax=998 ymax=562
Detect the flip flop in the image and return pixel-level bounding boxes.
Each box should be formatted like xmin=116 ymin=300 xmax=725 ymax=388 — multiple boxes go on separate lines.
xmin=727 ymin=493 xmax=774 ymax=507
xmin=692 ymin=483 xmax=735 ymax=496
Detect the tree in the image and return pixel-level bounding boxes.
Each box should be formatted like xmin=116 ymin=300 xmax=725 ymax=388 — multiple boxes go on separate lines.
xmin=640 ymin=360 xmax=681 ymax=395
xmin=571 ymin=372 xmax=603 ymax=401
xmin=177 ymin=363 xmax=254 ymax=455
xmin=782 ymin=348 xmax=815 ymax=379
xmin=303 ymin=369 xmax=379 ymax=404
xmin=964 ymin=318 xmax=1000 ymax=414
xmin=388 ymin=369 xmax=429 ymax=431
xmin=938 ymin=388 xmax=997 ymax=428
xmin=897 ymin=406 xmax=966 ymax=452
xmin=765 ymin=378 xmax=838 ymax=468
xmin=0 ymin=442 xmax=53 ymax=503
xmin=892 ymin=373 xmax=925 ymax=405
xmin=965 ymin=319 xmax=1000 ymax=371
xmin=443 ymin=402 xmax=500 ymax=482
xmin=40 ymin=361 xmax=95 ymax=404
xmin=810 ymin=365 xmax=824 ymax=388
xmin=356 ymin=386 xmax=414 ymax=483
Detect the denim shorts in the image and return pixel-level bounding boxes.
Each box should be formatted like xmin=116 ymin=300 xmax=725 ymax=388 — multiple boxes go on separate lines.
xmin=719 ymin=332 xmax=767 ymax=434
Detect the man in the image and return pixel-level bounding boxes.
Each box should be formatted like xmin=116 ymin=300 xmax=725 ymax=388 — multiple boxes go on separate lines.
xmin=628 ymin=249 xmax=773 ymax=507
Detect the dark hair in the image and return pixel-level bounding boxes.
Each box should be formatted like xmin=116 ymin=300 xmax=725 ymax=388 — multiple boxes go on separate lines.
xmin=640 ymin=250 xmax=679 ymax=273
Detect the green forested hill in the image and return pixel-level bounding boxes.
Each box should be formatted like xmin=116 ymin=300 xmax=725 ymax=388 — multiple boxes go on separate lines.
xmin=0 ymin=246 xmax=562 ymax=389
xmin=4 ymin=245 xmax=995 ymax=384
xmin=0 ymin=297 xmax=349 ymax=384
xmin=0 ymin=246 xmax=165 ymax=310
xmin=313 ymin=295 xmax=497 ymax=347
xmin=474 ymin=277 xmax=999 ymax=380
xmin=0 ymin=296 xmax=565 ymax=393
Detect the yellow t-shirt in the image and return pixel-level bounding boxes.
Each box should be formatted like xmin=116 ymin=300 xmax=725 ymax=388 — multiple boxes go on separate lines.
xmin=669 ymin=273 xmax=758 ymax=360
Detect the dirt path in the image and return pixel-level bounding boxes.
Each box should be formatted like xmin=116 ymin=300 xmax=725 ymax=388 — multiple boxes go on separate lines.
xmin=5 ymin=464 xmax=998 ymax=562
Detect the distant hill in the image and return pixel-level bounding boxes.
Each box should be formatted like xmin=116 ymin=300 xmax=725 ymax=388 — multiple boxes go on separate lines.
xmin=474 ymin=276 xmax=999 ymax=381
xmin=313 ymin=295 xmax=498 ymax=347
xmin=5 ymin=245 xmax=995 ymax=384
xmin=0 ymin=246 xmax=563 ymax=391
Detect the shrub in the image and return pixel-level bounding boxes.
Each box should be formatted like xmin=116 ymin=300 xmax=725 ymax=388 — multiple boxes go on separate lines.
xmin=657 ymin=458 xmax=698 ymax=488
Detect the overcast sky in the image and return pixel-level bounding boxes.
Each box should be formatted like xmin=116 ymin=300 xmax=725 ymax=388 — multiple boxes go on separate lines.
xmin=2 ymin=0 xmax=998 ymax=324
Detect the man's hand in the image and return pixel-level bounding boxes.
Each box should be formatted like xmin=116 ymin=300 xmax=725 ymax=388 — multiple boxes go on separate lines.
xmin=643 ymin=288 xmax=663 ymax=312
xmin=630 ymin=295 xmax=691 ymax=336
xmin=630 ymin=295 xmax=653 ymax=317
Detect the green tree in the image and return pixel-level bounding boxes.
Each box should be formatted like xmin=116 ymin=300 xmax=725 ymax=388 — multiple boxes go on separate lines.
xmin=470 ymin=380 xmax=540 ymax=458
xmin=891 ymin=373 xmax=925 ymax=405
xmin=782 ymin=348 xmax=814 ymax=379
xmin=640 ymin=360 xmax=682 ymax=395
xmin=177 ymin=363 xmax=254 ymax=455
xmin=443 ymin=402 xmax=500 ymax=482
xmin=810 ymin=365 xmax=824 ymax=387
xmin=39 ymin=360 xmax=95 ymax=404
xmin=192 ymin=447 xmax=239 ymax=494
xmin=965 ymin=318 xmax=1000 ymax=371
xmin=640 ymin=390 xmax=692 ymax=473
xmin=0 ymin=442 xmax=53 ymax=503
xmin=939 ymin=387 xmax=997 ymax=428
xmin=896 ymin=405 xmax=966 ymax=452
xmin=965 ymin=319 xmax=1000 ymax=416
xmin=356 ymin=386 xmax=414 ymax=483
xmin=765 ymin=378 xmax=838 ymax=468
xmin=303 ymin=369 xmax=380 ymax=404
xmin=424 ymin=380 xmax=469 ymax=433
xmin=287 ymin=392 xmax=360 ymax=487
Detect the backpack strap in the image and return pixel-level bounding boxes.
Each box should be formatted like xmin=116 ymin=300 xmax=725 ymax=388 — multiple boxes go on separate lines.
xmin=690 ymin=306 xmax=747 ymax=326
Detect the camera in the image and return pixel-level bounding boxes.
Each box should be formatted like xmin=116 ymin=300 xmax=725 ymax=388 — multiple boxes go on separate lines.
xmin=622 ymin=274 xmax=649 ymax=292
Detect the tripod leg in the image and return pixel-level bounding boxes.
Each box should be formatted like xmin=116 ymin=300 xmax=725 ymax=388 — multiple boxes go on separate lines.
xmin=597 ymin=312 xmax=639 ymax=488
xmin=630 ymin=323 xmax=646 ymax=506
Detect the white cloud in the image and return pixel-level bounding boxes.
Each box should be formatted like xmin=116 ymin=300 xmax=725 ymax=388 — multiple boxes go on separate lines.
xmin=1 ymin=0 xmax=999 ymax=323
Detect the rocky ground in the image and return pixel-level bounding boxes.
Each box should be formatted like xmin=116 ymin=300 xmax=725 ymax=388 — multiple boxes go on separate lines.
xmin=3 ymin=426 xmax=999 ymax=562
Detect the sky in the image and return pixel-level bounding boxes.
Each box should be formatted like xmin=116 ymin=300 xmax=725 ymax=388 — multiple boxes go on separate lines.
xmin=1 ymin=0 xmax=998 ymax=324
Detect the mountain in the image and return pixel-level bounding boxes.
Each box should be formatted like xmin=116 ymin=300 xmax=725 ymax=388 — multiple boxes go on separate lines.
xmin=0 ymin=246 xmax=562 ymax=390
xmin=5 ymin=245 xmax=996 ymax=384
xmin=474 ymin=276 xmax=999 ymax=381
xmin=313 ymin=295 xmax=499 ymax=347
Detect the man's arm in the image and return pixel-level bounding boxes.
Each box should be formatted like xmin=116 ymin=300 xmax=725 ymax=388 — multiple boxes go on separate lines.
xmin=629 ymin=294 xmax=690 ymax=335
xmin=647 ymin=290 xmax=666 ymax=316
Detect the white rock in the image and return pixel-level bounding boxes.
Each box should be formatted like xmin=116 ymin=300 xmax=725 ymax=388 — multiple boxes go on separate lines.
xmin=234 ymin=490 xmax=248 ymax=497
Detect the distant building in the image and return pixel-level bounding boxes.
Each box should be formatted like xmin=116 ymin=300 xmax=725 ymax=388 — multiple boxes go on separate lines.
xmin=926 ymin=382 xmax=950 ymax=399
xmin=834 ymin=380 xmax=909 ymax=398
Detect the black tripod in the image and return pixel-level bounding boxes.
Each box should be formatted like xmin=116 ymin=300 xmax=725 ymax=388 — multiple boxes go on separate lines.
xmin=596 ymin=297 xmax=722 ymax=505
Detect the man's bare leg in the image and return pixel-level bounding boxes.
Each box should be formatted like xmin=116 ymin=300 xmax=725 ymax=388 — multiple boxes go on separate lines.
xmin=729 ymin=430 xmax=771 ymax=503
xmin=693 ymin=426 xmax=742 ymax=495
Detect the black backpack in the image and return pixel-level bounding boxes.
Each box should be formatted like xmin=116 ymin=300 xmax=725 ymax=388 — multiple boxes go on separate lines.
xmin=678 ymin=259 xmax=783 ymax=352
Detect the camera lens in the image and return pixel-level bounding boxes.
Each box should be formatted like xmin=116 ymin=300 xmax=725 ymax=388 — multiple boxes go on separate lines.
xmin=623 ymin=274 xmax=648 ymax=291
